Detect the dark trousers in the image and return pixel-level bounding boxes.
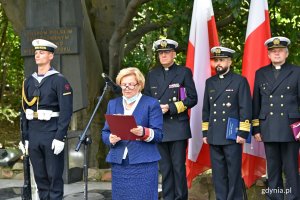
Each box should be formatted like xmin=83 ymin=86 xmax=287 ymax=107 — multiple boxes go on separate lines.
xmin=158 ymin=140 xmax=188 ymax=200
xmin=264 ymin=142 xmax=300 ymax=200
xmin=29 ymin=131 xmax=64 ymax=200
xmin=210 ymin=144 xmax=243 ymax=200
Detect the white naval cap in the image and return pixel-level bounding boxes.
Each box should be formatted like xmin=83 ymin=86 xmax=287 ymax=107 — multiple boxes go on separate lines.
xmin=211 ymin=46 xmax=235 ymax=58
xmin=32 ymin=39 xmax=57 ymax=52
xmin=153 ymin=39 xmax=178 ymax=51
xmin=264 ymin=36 xmax=290 ymax=49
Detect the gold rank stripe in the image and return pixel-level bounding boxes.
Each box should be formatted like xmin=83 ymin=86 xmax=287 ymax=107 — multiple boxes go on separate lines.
xmin=252 ymin=119 xmax=259 ymax=127
xmin=63 ymin=92 xmax=72 ymax=96
xmin=174 ymin=101 xmax=187 ymax=113
xmin=239 ymin=121 xmax=251 ymax=132
xmin=202 ymin=122 xmax=209 ymax=131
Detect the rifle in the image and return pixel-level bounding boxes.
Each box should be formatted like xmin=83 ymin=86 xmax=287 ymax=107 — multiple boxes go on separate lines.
xmin=20 ymin=114 xmax=32 ymax=200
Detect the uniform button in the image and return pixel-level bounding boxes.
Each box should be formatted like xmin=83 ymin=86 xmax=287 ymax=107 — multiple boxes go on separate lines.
xmin=227 ymin=96 xmax=230 ymax=98
xmin=158 ymin=100 xmax=161 ymax=102
xmin=287 ymin=86 xmax=290 ymax=89
xmin=213 ymin=111 xmax=217 ymax=114
xmin=154 ymin=92 xmax=157 ymax=95
xmin=210 ymin=97 xmax=212 ymax=100
xmin=213 ymin=119 xmax=216 ymax=122
xmin=169 ymin=99 xmax=171 ymax=102
xmin=170 ymin=117 xmax=173 ymax=119
xmin=270 ymin=95 xmax=273 ymax=98
xmin=281 ymin=95 xmax=284 ymax=98
xmin=222 ymin=119 xmax=226 ymax=122
xmin=270 ymin=112 xmax=273 ymax=115
xmin=263 ymin=87 xmax=266 ymax=90
xmin=173 ymin=97 xmax=177 ymax=101
xmin=281 ymin=113 xmax=284 ymax=116
xmin=270 ymin=104 xmax=273 ymax=107
xmin=214 ymin=104 xmax=217 ymax=107
xmin=174 ymin=91 xmax=176 ymax=93
xmin=222 ymin=103 xmax=225 ymax=106
xmin=281 ymin=104 xmax=284 ymax=107
xmin=222 ymin=111 xmax=226 ymax=114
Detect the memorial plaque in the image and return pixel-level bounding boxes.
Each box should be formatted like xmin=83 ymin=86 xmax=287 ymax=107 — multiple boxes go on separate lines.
xmin=21 ymin=27 xmax=79 ymax=56
xmin=23 ymin=0 xmax=88 ymax=112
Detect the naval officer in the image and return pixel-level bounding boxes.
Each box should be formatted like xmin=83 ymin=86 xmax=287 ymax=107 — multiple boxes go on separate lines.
xmin=252 ymin=36 xmax=300 ymax=200
xmin=144 ymin=39 xmax=198 ymax=200
xmin=202 ymin=46 xmax=252 ymax=199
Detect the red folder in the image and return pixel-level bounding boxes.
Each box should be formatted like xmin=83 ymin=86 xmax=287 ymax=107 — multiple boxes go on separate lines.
xmin=104 ymin=114 xmax=140 ymax=140
xmin=290 ymin=121 xmax=300 ymax=140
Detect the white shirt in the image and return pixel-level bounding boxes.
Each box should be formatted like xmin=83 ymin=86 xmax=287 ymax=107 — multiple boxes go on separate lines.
xmin=122 ymin=93 xmax=142 ymax=159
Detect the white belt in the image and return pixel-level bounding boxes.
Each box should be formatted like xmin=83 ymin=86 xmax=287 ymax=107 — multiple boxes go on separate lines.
xmin=25 ymin=109 xmax=59 ymax=121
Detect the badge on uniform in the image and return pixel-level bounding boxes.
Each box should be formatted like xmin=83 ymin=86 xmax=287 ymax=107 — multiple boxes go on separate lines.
xmin=169 ymin=83 xmax=180 ymax=88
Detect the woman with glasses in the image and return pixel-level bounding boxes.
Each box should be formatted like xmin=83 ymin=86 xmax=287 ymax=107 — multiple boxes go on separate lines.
xmin=102 ymin=67 xmax=163 ymax=200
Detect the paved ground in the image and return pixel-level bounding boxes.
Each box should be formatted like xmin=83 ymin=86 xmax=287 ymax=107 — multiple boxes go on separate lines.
xmin=0 ymin=179 xmax=112 ymax=200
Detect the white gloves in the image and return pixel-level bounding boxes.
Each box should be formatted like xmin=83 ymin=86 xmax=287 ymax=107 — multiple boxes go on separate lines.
xmin=51 ymin=139 xmax=65 ymax=155
xmin=19 ymin=140 xmax=29 ymax=154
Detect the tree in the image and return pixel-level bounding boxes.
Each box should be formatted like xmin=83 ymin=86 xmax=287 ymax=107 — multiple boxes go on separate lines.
xmin=0 ymin=0 xmax=299 ymax=168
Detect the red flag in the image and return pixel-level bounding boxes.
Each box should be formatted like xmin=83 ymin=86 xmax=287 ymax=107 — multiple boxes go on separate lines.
xmin=185 ymin=0 xmax=219 ymax=188
xmin=241 ymin=0 xmax=271 ymax=188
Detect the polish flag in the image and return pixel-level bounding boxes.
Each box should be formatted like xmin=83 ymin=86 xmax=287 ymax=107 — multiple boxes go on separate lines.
xmin=185 ymin=0 xmax=219 ymax=188
xmin=241 ymin=0 xmax=271 ymax=187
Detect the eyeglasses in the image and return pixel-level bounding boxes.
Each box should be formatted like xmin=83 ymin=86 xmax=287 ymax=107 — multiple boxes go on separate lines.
xmin=158 ymin=50 xmax=173 ymax=55
xmin=120 ymin=83 xmax=139 ymax=90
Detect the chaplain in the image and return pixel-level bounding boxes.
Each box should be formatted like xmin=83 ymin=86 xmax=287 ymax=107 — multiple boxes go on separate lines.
xmin=202 ymin=46 xmax=252 ymax=199
xmin=144 ymin=38 xmax=198 ymax=200
xmin=252 ymin=36 xmax=300 ymax=200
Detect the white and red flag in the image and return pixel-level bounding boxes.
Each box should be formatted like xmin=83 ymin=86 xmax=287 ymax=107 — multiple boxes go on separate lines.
xmin=241 ymin=0 xmax=271 ymax=187
xmin=185 ymin=0 xmax=219 ymax=188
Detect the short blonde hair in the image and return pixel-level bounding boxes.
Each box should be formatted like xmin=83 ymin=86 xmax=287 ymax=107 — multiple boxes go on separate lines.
xmin=116 ymin=67 xmax=145 ymax=91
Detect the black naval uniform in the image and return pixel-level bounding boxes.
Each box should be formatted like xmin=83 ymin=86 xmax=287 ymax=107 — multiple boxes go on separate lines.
xmin=252 ymin=63 xmax=300 ymax=200
xmin=202 ymin=70 xmax=252 ymax=200
xmin=144 ymin=63 xmax=197 ymax=200
xmin=22 ymin=69 xmax=73 ymax=200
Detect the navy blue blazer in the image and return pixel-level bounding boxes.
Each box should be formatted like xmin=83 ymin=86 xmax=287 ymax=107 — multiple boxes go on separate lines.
xmin=102 ymin=95 xmax=163 ymax=164
xmin=252 ymin=63 xmax=300 ymax=142
xmin=202 ymin=71 xmax=252 ymax=145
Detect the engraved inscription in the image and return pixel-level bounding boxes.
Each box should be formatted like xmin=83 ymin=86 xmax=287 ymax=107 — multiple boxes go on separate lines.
xmin=21 ymin=27 xmax=79 ymax=56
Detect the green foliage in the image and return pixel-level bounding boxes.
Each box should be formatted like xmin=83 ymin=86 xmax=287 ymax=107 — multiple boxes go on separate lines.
xmin=123 ymin=0 xmax=193 ymax=70
xmin=124 ymin=0 xmax=300 ymax=75
xmin=0 ymin=0 xmax=300 ymax=119
xmin=0 ymin=5 xmax=23 ymax=112
xmin=0 ymin=106 xmax=19 ymax=123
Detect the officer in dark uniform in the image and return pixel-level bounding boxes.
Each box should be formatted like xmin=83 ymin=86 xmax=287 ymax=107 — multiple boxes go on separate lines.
xmin=202 ymin=46 xmax=252 ymax=200
xmin=21 ymin=39 xmax=73 ymax=200
xmin=252 ymin=36 xmax=300 ymax=200
xmin=144 ymin=39 xmax=197 ymax=200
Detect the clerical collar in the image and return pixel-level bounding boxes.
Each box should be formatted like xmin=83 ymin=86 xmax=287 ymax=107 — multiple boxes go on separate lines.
xmin=218 ymin=68 xmax=230 ymax=79
xmin=273 ymin=65 xmax=281 ymax=70
xmin=162 ymin=63 xmax=175 ymax=71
